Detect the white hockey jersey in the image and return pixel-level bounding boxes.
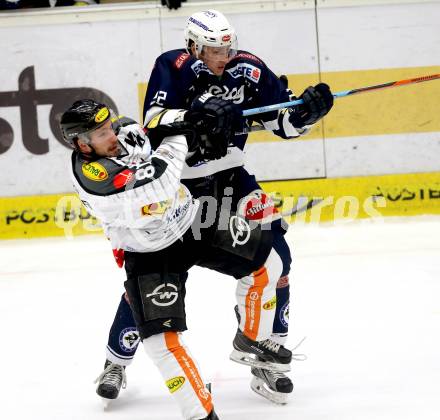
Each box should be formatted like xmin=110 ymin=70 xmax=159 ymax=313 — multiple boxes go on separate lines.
xmin=70 ymin=121 xmax=199 ymax=252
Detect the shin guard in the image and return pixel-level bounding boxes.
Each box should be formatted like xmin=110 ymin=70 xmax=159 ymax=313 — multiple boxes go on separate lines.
xmin=143 ymin=332 xmax=213 ymax=420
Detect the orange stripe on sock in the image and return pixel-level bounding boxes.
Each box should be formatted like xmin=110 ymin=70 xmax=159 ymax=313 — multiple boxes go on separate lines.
xmin=164 ymin=332 xmax=213 ymax=415
xmin=244 ymin=266 xmax=269 ymax=341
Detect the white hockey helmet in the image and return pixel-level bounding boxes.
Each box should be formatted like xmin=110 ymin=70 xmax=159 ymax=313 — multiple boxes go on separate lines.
xmin=184 ymin=10 xmax=237 ymax=57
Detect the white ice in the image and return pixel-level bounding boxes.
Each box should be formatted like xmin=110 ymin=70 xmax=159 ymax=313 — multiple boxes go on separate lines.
xmin=1 ymin=216 xmax=440 ymax=420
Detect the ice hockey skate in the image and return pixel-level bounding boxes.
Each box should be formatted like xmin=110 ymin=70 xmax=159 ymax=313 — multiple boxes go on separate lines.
xmin=94 ymin=360 xmax=127 ymax=408
xmin=230 ymin=329 xmax=292 ymax=372
xmin=250 ymin=364 xmax=293 ymax=404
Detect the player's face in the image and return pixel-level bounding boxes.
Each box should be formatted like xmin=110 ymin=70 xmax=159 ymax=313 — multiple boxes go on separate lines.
xmin=89 ymin=120 xmax=120 ymax=157
xmin=199 ymin=46 xmax=230 ymax=76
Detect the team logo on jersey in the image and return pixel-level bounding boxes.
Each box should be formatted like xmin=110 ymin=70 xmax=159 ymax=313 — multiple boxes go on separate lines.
xmin=95 ymin=107 xmax=109 ymax=123
xmin=191 ymin=60 xmax=210 ymax=76
xmin=119 ymin=327 xmax=140 ymax=352
xmin=141 ymin=199 xmax=170 ymax=216
xmin=166 ymin=376 xmax=185 ymax=393
xmin=146 ymin=283 xmax=178 ymax=306
xmin=113 ymin=169 xmax=134 ymax=189
xmin=174 ymin=53 xmax=190 ymax=69
xmin=82 ymin=162 xmax=108 ymax=181
xmin=280 ymin=301 xmax=289 ymax=328
xmin=238 ymin=191 xmax=278 ymax=224
xmin=208 ymin=84 xmax=244 ymax=104
xmin=226 ymin=63 xmax=261 ymax=83
xmin=263 ymin=296 xmax=277 ymax=310
xmin=229 ymin=215 xmax=251 ymax=247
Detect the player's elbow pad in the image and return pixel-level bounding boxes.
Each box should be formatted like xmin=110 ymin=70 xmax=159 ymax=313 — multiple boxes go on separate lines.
xmin=145 ymin=108 xmax=187 ymax=130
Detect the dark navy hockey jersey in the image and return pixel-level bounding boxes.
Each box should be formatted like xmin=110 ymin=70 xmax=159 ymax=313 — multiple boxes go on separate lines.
xmin=142 ymin=49 xmax=306 ymax=178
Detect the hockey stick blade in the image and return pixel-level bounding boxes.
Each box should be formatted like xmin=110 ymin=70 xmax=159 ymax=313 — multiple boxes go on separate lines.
xmin=280 ymin=198 xmax=323 ymax=218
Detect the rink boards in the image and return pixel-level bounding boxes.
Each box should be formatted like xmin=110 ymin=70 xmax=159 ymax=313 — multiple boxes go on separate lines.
xmin=1 ymin=0 xmax=440 ymax=239
xmin=1 ymin=171 xmax=440 ymax=239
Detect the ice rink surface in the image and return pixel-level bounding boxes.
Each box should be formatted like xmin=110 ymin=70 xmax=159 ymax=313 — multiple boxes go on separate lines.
xmin=1 ymin=216 xmax=440 ymax=420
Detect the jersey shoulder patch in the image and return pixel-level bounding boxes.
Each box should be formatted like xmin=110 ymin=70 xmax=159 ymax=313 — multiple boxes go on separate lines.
xmin=81 ymin=160 xmax=110 ymax=183
xmin=72 ymin=153 xmax=124 ymax=196
xmin=225 ymin=62 xmax=262 ymax=83
xmin=174 ymin=52 xmax=191 ymax=69
xmin=189 ymin=59 xmax=211 ymax=76
xmin=159 ymin=49 xmax=192 ymax=69
xmin=226 ymin=50 xmax=265 ymax=83
xmin=231 ymin=51 xmax=263 ymax=65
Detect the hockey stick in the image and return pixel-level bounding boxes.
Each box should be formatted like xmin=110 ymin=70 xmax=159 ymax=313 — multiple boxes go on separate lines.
xmin=279 ymin=197 xmax=323 ymax=218
xmin=242 ymin=73 xmax=440 ymax=118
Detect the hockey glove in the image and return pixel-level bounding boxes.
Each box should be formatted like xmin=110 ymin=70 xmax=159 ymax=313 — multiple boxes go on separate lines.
xmin=288 ymin=83 xmax=334 ymax=127
xmin=115 ymin=123 xmax=150 ymax=162
xmin=146 ymin=121 xmax=199 ymax=152
xmin=185 ymin=93 xmax=241 ymax=160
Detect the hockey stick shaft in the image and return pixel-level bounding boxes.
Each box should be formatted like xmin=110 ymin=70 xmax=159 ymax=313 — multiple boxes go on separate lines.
xmin=242 ymin=73 xmax=440 ymax=117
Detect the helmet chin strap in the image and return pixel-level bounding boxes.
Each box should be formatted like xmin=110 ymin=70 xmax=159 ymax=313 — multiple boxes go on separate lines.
xmin=86 ymin=144 xmax=98 ymax=157
xmin=189 ymin=42 xmax=202 ymax=59
xmin=80 ymin=146 xmax=98 ymax=160
xmin=77 ymin=136 xmax=98 ymax=159
xmin=196 ymin=43 xmax=204 ymax=57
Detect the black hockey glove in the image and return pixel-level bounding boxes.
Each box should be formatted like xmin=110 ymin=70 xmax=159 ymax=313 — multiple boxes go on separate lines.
xmin=161 ymin=0 xmax=185 ymax=10
xmin=279 ymin=74 xmax=289 ymax=89
xmin=288 ymin=83 xmax=334 ymax=127
xmin=185 ymin=93 xmax=241 ymax=160
xmin=146 ymin=121 xmax=199 ymax=152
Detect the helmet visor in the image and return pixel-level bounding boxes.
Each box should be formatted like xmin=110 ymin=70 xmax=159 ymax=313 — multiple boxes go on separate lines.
xmin=199 ymin=40 xmax=237 ymax=76
xmin=78 ymin=107 xmax=119 ymax=144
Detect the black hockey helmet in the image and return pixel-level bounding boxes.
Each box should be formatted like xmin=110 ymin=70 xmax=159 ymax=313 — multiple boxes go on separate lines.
xmin=60 ymin=99 xmax=111 ymax=148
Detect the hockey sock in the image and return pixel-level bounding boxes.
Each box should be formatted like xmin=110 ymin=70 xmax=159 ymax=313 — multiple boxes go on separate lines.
xmin=272 ymin=281 xmax=289 ymax=345
xmin=106 ymin=293 xmax=140 ymax=365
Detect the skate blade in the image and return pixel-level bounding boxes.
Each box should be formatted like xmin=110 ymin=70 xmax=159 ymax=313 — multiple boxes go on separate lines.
xmin=229 ymin=349 xmax=291 ymax=372
xmin=250 ymin=376 xmax=290 ymax=405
